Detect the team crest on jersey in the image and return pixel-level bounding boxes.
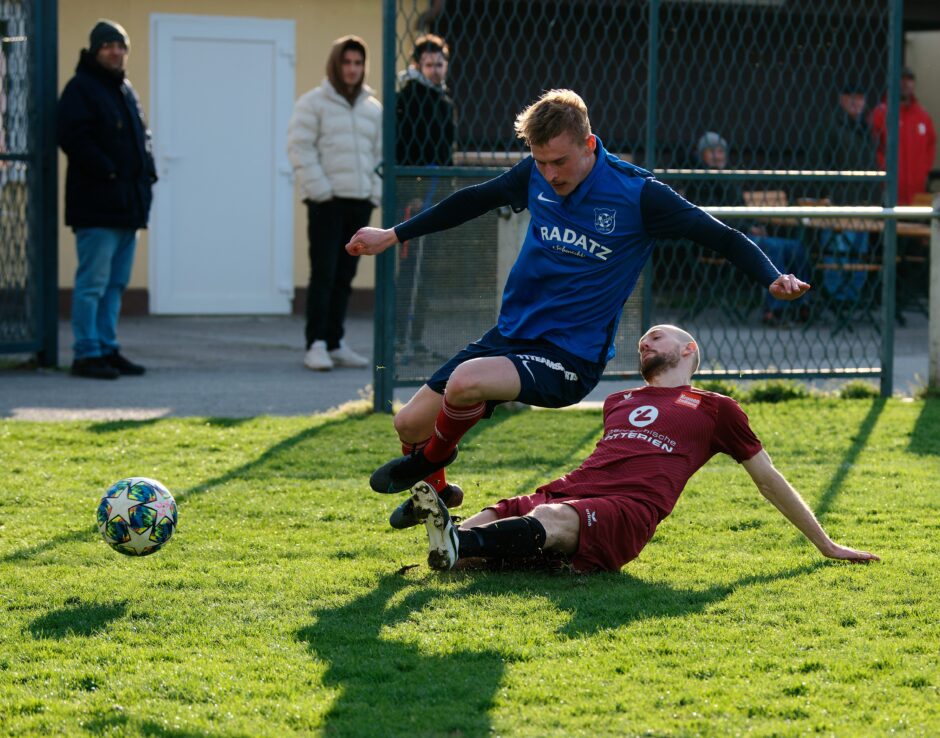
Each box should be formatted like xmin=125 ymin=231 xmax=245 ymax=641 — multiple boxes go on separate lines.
xmin=594 ymin=208 xmax=617 ymax=234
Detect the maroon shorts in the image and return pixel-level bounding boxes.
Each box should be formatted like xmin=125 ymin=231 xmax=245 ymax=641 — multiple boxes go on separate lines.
xmin=487 ymin=491 xmax=658 ymax=573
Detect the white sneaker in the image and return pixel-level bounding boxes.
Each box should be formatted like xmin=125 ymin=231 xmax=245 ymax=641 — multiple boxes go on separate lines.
xmin=304 ymin=341 xmax=333 ymax=371
xmin=411 ymin=481 xmax=459 ymax=571
xmin=328 ymin=341 xmax=369 ymax=368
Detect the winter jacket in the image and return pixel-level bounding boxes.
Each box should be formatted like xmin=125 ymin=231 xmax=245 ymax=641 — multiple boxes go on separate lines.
xmin=871 ymin=94 xmax=937 ymax=205
xmin=815 ymin=110 xmax=879 ymax=203
xmin=395 ymin=68 xmax=455 ymax=166
xmin=818 ymin=110 xmax=877 ymax=172
xmin=57 ymin=50 xmax=157 ymax=229
xmin=286 ymin=79 xmax=382 ymax=206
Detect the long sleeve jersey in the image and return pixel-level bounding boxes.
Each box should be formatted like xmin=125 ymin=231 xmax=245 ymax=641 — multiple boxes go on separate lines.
xmin=395 ymin=136 xmax=780 ymax=364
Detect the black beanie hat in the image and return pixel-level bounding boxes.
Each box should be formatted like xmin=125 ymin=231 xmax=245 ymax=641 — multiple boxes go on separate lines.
xmin=89 ymin=19 xmax=130 ymax=54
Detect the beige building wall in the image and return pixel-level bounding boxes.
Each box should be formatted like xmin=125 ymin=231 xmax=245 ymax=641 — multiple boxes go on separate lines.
xmin=58 ymin=0 xmax=383 ymax=295
xmin=907 ymin=31 xmax=940 ymax=173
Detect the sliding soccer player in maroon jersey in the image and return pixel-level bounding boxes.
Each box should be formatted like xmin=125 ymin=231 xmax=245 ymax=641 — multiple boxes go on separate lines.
xmin=409 ymin=324 xmax=879 ymax=572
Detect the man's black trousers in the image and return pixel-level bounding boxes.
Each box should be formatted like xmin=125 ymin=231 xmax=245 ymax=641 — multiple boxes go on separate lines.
xmin=305 ymin=198 xmax=373 ymax=350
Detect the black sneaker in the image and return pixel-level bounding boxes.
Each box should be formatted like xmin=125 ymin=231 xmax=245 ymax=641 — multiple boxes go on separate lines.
xmin=103 ymin=351 xmax=146 ymax=376
xmin=369 ymin=448 xmax=458 ymax=494
xmin=389 ymin=483 xmax=464 ymax=530
xmin=71 ymin=356 xmax=120 ymax=380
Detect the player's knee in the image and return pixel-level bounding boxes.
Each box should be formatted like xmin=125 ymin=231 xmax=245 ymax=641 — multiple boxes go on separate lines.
xmin=393 ymin=405 xmax=429 ymax=442
xmin=444 ymin=365 xmax=484 ymax=404
xmin=530 ymin=505 xmax=579 ymax=554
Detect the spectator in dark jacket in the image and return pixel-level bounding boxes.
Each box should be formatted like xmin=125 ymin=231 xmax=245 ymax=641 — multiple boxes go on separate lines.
xmin=811 ymin=84 xmax=878 ymax=304
xmin=395 ymin=34 xmax=455 ymax=167
xmin=394 ymin=35 xmax=457 ymax=358
xmin=57 ymin=19 xmax=157 ymax=379
xmin=816 ymin=82 xmax=878 ymax=203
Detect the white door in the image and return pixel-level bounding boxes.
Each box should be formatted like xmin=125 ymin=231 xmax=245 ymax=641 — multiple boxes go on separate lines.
xmin=149 ymin=15 xmax=295 ymax=314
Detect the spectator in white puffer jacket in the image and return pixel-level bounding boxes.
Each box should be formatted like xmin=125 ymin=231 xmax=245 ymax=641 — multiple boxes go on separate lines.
xmin=287 ymin=35 xmax=382 ymax=372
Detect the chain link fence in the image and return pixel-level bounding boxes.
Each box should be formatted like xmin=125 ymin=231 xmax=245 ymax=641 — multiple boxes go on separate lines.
xmin=0 ymin=0 xmax=56 ymax=362
xmin=376 ymin=0 xmax=910 ymax=406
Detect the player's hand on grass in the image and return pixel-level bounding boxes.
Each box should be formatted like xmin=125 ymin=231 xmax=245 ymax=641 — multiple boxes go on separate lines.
xmin=768 ymin=273 xmax=811 ymax=301
xmin=821 ymin=542 xmax=880 ymax=563
xmin=345 ymin=227 xmax=399 ymax=256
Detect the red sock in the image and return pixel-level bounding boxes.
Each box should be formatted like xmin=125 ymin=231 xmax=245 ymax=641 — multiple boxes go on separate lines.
xmin=423 ymin=397 xmax=486 ymax=464
xmin=402 ymin=440 xmax=448 ymax=493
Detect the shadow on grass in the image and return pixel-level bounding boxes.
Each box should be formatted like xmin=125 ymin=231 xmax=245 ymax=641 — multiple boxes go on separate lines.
xmin=296 ymin=573 xmax=504 ymax=737
xmin=86 ymin=418 xmax=163 ymax=434
xmin=28 ymin=599 xmax=126 ymax=639
xmin=87 ymin=417 xmax=255 ymax=434
xmin=81 ymin=716 xmax=214 ymax=738
xmin=3 ymin=404 xmax=579 ymax=563
xmin=909 ymin=398 xmax=940 ymax=456
xmin=299 ymin=561 xmax=827 ymax=735
xmin=813 ymin=398 xmax=885 ymax=521
xmin=2 ymin=412 xmax=374 ymax=562
xmin=541 ymin=560 xmax=827 ymax=638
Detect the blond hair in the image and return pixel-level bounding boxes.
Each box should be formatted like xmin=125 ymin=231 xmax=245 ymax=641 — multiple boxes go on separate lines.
xmin=513 ymin=89 xmax=592 ymax=147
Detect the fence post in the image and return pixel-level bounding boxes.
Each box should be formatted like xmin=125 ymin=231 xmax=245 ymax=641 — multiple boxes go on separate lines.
xmin=30 ymin=0 xmax=58 ymax=367
xmin=930 ymin=195 xmax=940 ymax=391
xmin=879 ymin=0 xmax=903 ymax=398
xmin=374 ymin=0 xmax=398 ymax=413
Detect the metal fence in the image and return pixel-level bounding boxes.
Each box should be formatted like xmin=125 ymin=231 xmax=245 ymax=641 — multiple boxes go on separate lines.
xmin=375 ymin=0 xmax=917 ymax=410
xmin=0 ymin=0 xmax=57 ymax=365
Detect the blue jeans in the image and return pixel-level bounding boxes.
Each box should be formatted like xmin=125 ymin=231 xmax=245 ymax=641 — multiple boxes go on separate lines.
xmin=754 ymin=235 xmax=810 ymax=311
xmin=72 ymin=227 xmax=137 ymax=359
xmin=819 ymin=230 xmax=869 ymax=302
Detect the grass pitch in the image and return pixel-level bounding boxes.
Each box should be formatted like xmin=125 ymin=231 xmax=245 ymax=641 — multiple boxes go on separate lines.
xmin=1 ymin=397 xmax=939 ymax=737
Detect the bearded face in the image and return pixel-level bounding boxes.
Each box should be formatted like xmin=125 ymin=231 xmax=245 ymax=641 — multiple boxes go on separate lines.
xmin=639 ymin=344 xmax=682 ymax=381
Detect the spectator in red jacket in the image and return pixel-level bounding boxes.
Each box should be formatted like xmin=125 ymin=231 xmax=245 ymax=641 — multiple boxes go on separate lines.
xmin=871 ymin=66 xmax=937 ymax=205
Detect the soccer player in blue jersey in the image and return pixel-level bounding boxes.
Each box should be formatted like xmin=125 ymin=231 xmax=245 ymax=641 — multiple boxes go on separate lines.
xmin=346 ymin=89 xmax=810 ymax=529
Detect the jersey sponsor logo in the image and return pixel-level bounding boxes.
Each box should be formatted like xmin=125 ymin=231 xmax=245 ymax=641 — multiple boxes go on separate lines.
xmin=585 ymin=509 xmax=598 ymax=527
xmin=628 ymin=405 xmax=658 ymax=427
xmin=594 ymin=207 xmax=617 ymax=234
xmin=516 ymin=353 xmax=579 ymax=381
xmin=622 ymin=392 xmax=633 ymax=401
xmin=603 ymin=426 xmax=676 ymax=453
xmin=538 ymin=225 xmax=613 ymax=261
xmin=675 ymin=392 xmax=701 ymax=409
xmin=537 ymin=191 xmax=559 ymax=204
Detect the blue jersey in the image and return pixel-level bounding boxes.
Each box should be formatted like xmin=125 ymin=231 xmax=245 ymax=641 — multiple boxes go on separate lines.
xmin=500 ymin=139 xmax=655 ymax=362
xmin=396 ymin=136 xmax=779 ymax=364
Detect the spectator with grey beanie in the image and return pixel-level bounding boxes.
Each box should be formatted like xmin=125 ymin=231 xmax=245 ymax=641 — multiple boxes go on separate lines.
xmin=58 ymin=19 xmax=157 ymax=379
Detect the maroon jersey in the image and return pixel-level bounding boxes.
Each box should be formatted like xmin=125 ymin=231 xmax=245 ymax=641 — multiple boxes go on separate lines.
xmin=538 ymin=385 xmax=763 ymax=523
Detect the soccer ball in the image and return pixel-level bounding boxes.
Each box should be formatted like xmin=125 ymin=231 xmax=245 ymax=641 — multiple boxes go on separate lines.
xmin=96 ymin=477 xmax=178 ymax=556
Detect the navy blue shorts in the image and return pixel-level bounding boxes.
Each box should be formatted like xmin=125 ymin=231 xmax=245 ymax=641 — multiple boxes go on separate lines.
xmin=426 ymin=327 xmax=604 ymax=416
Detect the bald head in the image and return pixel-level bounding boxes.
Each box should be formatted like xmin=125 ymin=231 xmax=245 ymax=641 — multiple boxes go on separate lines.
xmin=638 ymin=324 xmax=700 ymax=383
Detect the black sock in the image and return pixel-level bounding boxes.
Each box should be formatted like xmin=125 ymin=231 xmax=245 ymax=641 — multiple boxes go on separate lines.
xmin=457 ymin=516 xmax=547 ymax=559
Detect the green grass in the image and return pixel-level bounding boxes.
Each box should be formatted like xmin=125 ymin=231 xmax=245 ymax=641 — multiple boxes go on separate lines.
xmin=1 ymin=398 xmax=939 ymax=737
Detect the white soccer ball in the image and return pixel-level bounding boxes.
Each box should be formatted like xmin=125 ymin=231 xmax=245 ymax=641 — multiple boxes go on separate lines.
xmin=96 ymin=477 xmax=178 ymax=556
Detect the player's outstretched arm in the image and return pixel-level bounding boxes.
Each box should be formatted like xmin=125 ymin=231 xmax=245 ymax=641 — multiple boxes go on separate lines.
xmin=741 ymin=450 xmax=879 ymax=563
xmin=768 ymin=273 xmax=811 ymax=301
xmin=345 ymin=227 xmax=400 ymax=256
